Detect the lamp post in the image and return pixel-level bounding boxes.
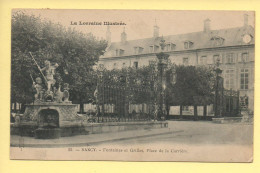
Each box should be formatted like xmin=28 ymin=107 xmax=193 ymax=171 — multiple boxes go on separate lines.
xmin=167 ymin=66 xmax=177 ymax=120
xmin=214 ymin=59 xmax=223 ymax=117
xmin=150 ymin=65 xmax=156 ymax=120
xmin=156 ymin=37 xmax=169 ymax=120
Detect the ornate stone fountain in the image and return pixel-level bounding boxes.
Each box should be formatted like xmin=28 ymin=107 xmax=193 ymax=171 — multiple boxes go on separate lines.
xmin=21 ymin=60 xmax=79 ymax=139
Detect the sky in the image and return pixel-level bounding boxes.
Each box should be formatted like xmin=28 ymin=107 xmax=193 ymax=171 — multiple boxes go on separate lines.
xmin=13 ymin=9 xmax=254 ymax=42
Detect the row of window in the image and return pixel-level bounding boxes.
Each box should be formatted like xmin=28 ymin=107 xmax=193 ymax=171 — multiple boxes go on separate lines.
xmin=115 ymin=41 xmax=195 ymax=56
xmin=116 ymin=50 xmax=250 ymax=67
xmin=115 ymin=49 xmax=125 ymax=56
xmin=148 ymin=42 xmax=193 ymax=54
xmin=108 ymin=52 xmax=250 ymax=69
xmin=199 ymin=55 xmax=220 ymax=65
xmin=115 ymin=36 xmax=228 ymax=57
xmin=199 ymin=52 xmax=250 ymax=65
xmin=112 ymin=61 xmax=139 ymax=69
xmin=184 ymin=55 xmax=220 ymax=66
xmin=110 ymin=60 xmax=159 ymax=69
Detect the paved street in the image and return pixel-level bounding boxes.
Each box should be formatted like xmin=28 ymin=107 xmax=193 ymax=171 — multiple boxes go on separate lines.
xmin=96 ymin=121 xmax=253 ymax=146
xmin=11 ymin=120 xmax=253 ymax=147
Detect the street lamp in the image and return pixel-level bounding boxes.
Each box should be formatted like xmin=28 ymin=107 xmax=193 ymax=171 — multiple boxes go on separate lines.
xmin=156 ymin=37 xmax=169 ymax=121
xmin=214 ymin=59 xmax=223 ymax=117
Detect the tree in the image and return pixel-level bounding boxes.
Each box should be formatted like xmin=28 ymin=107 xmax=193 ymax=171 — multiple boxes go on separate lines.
xmin=167 ymin=65 xmax=216 ymax=120
xmin=11 ymin=11 xmax=107 ymax=112
xmin=100 ymin=65 xmax=155 ymax=104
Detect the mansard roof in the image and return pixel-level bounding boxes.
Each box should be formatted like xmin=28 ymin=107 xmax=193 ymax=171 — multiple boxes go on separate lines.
xmin=102 ymin=25 xmax=254 ymax=59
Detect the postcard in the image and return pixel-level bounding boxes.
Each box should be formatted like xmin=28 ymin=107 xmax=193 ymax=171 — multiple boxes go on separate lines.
xmin=10 ymin=9 xmax=254 ymax=162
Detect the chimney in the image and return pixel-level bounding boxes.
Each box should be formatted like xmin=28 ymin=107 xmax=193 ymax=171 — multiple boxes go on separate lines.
xmin=121 ymin=27 xmax=127 ymax=44
xmin=153 ymin=19 xmax=159 ymax=38
xmin=204 ymin=19 xmax=211 ymax=33
xmin=244 ymin=13 xmax=248 ymax=27
xmin=106 ymin=26 xmax=111 ymax=44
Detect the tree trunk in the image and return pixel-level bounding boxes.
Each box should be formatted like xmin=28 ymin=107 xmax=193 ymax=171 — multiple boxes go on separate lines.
xmin=142 ymin=103 xmax=145 ymax=121
xmin=101 ymin=102 xmax=104 ymax=122
xmin=166 ymin=104 xmax=170 ymax=120
xmin=180 ymin=105 xmax=183 ymax=119
xmin=203 ymin=105 xmax=207 ymax=118
xmin=14 ymin=102 xmax=17 ymax=113
xmin=80 ymin=103 xmax=84 ymax=114
xmin=19 ymin=103 xmax=21 ymax=112
xmin=194 ymin=105 xmax=198 ymax=121
xmin=21 ymin=103 xmax=26 ymax=113
xmin=11 ymin=102 xmax=13 ymax=113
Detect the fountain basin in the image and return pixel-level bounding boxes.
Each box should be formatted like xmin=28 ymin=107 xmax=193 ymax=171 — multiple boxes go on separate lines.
xmin=35 ymin=128 xmax=61 ymax=139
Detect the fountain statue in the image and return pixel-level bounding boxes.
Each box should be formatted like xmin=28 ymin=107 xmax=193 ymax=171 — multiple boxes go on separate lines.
xmin=32 ymin=77 xmax=44 ymax=102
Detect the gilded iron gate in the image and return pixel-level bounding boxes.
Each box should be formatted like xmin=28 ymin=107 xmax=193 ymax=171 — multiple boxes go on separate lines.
xmin=95 ymin=68 xmax=155 ymax=122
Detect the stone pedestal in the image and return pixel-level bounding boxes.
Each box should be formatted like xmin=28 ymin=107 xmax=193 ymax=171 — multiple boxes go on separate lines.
xmin=22 ymin=102 xmax=79 ymax=139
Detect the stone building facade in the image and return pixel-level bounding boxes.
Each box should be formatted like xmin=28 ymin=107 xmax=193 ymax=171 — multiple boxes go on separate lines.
xmin=98 ymin=14 xmax=255 ymax=113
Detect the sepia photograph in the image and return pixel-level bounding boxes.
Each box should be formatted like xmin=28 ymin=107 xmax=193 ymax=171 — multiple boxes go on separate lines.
xmin=10 ymin=9 xmax=254 ymax=162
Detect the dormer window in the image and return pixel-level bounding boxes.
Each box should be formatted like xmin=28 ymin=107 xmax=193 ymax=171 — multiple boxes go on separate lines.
xmin=210 ymin=36 xmax=224 ymax=46
xmin=115 ymin=49 xmax=124 ymax=56
xmin=149 ymin=45 xmax=160 ymax=53
xmin=184 ymin=41 xmax=193 ymax=49
xmin=149 ymin=46 xmax=153 ymax=53
xmin=134 ymin=47 xmax=144 ymax=54
xmin=165 ymin=43 xmax=176 ymax=51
